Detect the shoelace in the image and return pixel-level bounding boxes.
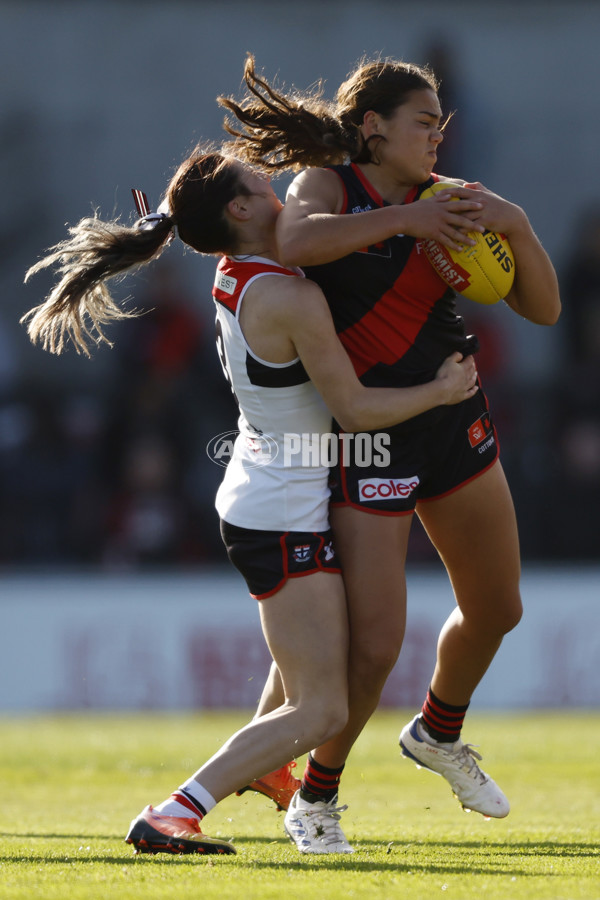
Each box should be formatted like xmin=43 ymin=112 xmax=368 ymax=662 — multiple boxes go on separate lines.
xmin=304 ymin=801 xmax=349 ymax=846
xmin=448 ymin=743 xmax=487 ymax=783
xmin=281 ymin=761 xmax=297 ymax=788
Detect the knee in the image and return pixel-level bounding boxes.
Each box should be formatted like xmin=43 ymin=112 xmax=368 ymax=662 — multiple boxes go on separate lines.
xmin=469 ymin=590 xmax=523 ymax=637
xmin=307 ymin=697 xmax=349 ymax=746
xmin=349 ymin=631 xmax=404 ymax=688
xmin=492 ymin=588 xmax=523 ymax=635
xmin=500 ymin=595 xmax=523 ymax=634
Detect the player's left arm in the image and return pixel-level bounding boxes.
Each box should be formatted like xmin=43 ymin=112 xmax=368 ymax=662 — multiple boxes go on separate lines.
xmin=268 ymin=278 xmax=478 ymax=433
xmin=457 ymin=181 xmax=561 ymax=325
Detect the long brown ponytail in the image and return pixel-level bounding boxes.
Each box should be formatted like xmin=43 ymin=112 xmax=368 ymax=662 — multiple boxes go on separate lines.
xmin=23 ymin=215 xmax=174 ymax=356
xmin=23 ymin=146 xmax=247 ymax=356
xmin=219 ymin=55 xmax=360 ymax=171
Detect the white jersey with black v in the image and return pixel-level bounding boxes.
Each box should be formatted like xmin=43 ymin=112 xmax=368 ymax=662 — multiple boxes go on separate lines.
xmin=212 ymin=254 xmax=332 ymax=532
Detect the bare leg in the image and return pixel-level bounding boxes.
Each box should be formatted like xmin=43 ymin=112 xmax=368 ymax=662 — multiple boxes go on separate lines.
xmin=234 ymin=660 xmax=299 ymax=812
xmin=397 ymin=463 xmax=518 ymax=817
xmin=190 ymin=571 xmax=349 ymax=802
xmin=254 ymin=661 xmax=285 ymax=718
xmin=311 ymin=508 xmax=413 ymax=770
xmin=126 ymin=572 xmax=350 ymax=856
xmin=417 ymin=461 xmax=522 ymax=705
xmin=310 ymin=463 xmax=520 ymax=778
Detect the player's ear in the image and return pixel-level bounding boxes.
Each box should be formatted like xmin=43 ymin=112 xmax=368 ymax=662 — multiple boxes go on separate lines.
xmin=361 ymin=110 xmax=381 ymax=138
xmin=227 ymin=196 xmax=251 ymax=221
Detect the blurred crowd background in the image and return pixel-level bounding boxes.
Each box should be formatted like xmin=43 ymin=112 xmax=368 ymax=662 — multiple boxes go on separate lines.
xmin=2 ymin=0 xmax=599 ymax=571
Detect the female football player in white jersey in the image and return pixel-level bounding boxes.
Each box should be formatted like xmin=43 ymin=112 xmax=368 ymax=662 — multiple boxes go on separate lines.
xmin=24 ymin=145 xmax=477 ymax=855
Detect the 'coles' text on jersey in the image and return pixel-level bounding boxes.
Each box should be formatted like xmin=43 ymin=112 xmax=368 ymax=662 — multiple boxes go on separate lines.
xmin=302 ymin=164 xmax=469 ymax=389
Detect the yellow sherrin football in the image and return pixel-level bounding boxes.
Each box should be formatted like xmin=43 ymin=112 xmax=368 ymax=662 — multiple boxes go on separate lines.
xmin=419 ymin=181 xmax=515 ymax=305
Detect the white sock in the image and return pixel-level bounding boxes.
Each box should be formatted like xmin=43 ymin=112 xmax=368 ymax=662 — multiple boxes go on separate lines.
xmin=178 ymin=779 xmax=217 ymax=815
xmin=154 ymin=781 xmax=217 ymax=818
xmin=154 ymin=794 xmax=196 ymax=817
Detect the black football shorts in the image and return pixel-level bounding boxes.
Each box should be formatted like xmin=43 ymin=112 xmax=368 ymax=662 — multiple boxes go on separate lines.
xmin=329 ymin=387 xmax=499 ymax=515
xmin=220 ymin=520 xmax=341 ymax=599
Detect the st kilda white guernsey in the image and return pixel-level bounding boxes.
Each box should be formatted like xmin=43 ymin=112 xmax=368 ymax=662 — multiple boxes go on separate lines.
xmin=212 ymin=255 xmax=332 ymax=531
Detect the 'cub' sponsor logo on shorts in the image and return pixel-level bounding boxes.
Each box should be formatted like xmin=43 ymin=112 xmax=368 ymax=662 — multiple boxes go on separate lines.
xmin=358 ymin=477 xmax=420 ymax=502
xmin=467 ymin=414 xmax=495 ymax=453
xmin=293 ymin=544 xmax=313 ymax=563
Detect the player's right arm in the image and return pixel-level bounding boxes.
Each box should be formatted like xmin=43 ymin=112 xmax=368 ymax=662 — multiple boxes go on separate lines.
xmin=276 ymin=168 xmax=483 ymax=266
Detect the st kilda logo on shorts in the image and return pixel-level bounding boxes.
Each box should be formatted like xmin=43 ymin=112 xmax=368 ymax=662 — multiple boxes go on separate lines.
xmin=293 ymin=544 xmax=312 ymax=563
xmin=293 ymin=544 xmax=313 ymax=563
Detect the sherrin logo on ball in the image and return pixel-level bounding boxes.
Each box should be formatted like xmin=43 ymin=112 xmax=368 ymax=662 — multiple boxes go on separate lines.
xmin=419 ymin=181 xmax=515 ymax=305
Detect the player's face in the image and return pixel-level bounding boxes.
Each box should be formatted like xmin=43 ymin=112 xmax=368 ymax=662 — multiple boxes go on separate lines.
xmin=373 ymin=89 xmax=444 ymax=183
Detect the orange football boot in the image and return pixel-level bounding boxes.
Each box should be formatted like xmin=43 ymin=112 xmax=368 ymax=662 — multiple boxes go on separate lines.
xmin=236 ymin=761 xmax=300 ymax=811
xmin=125 ymin=805 xmax=236 ymax=855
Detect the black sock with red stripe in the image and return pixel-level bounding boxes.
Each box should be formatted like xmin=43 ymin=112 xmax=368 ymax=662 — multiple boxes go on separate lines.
xmin=420 ymin=686 xmax=469 ymax=743
xmin=300 ymin=753 xmax=345 ymax=803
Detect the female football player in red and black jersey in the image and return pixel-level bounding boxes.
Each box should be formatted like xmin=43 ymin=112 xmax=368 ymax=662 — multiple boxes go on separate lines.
xmin=219 ymin=54 xmax=560 ymax=820
xmin=23 ymin=144 xmax=477 ymax=854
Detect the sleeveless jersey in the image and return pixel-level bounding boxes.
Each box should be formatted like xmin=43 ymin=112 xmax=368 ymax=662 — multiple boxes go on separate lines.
xmin=302 ymin=164 xmax=470 ymax=389
xmin=212 ymin=254 xmax=332 ymax=531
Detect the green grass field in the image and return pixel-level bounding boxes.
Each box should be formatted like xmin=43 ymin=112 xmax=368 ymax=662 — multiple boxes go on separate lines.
xmin=0 ymin=711 xmax=598 ymax=900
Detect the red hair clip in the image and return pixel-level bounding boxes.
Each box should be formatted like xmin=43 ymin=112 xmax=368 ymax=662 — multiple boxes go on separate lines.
xmin=131 ymin=188 xmax=150 ymax=218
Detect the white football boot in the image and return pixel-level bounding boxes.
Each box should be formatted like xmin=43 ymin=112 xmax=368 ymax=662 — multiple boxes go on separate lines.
xmin=399 ymin=715 xmax=510 ymax=818
xmin=284 ymin=790 xmax=354 ymax=854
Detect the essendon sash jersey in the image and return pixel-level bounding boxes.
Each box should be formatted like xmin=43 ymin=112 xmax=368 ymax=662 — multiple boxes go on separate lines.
xmin=302 ymin=164 xmax=469 ymax=388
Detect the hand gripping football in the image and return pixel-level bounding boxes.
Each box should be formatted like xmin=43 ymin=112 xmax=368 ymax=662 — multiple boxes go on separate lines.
xmin=419 ymin=181 xmax=515 ymax=305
